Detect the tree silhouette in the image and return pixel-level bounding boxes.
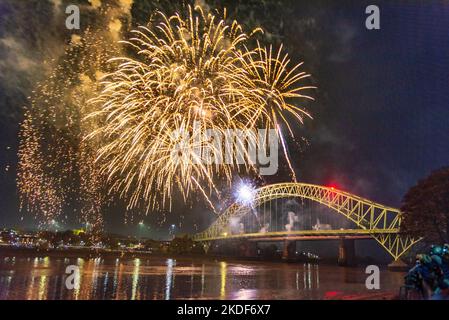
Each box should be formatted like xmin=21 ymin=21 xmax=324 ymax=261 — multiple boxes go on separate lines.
xmin=401 ymin=167 xmax=449 ymax=243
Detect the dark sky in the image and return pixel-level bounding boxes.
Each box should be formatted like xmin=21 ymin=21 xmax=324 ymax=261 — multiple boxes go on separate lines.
xmin=290 ymin=1 xmax=449 ymax=206
xmin=0 ymin=0 xmax=448 ymax=238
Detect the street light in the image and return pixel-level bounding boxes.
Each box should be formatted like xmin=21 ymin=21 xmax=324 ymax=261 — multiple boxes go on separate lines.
xmin=169 ymin=224 xmax=176 ymax=239
xmin=138 ymin=221 xmax=145 ymax=240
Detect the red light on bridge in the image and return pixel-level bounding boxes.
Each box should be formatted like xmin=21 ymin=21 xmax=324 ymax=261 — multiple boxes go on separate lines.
xmin=324 ymin=291 xmax=343 ymax=299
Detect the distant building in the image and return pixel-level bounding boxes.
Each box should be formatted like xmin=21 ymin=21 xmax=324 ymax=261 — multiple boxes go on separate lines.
xmin=17 ymin=234 xmax=39 ymax=246
xmin=72 ymin=229 xmax=85 ymax=236
xmin=0 ymin=229 xmax=18 ymax=243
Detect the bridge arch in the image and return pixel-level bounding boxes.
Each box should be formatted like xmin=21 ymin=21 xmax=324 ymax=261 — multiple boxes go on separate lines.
xmin=193 ymin=182 xmax=421 ymax=260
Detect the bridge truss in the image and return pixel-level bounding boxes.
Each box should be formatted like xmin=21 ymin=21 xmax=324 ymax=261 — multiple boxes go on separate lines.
xmin=193 ymin=183 xmax=421 ymax=260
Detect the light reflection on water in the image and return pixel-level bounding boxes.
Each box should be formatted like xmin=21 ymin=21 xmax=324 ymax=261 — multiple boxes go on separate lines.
xmin=165 ymin=258 xmax=173 ymax=300
xmin=0 ymin=256 xmax=404 ymax=300
xmin=220 ymin=261 xmax=226 ymax=299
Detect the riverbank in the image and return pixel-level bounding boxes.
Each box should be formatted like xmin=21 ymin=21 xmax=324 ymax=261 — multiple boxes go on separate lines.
xmin=0 ymin=246 xmax=201 ymax=260
xmin=0 ymin=246 xmax=406 ymax=270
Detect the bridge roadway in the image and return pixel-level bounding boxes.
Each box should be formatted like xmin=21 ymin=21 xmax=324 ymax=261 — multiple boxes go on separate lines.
xmin=196 ymin=228 xmax=399 ymax=241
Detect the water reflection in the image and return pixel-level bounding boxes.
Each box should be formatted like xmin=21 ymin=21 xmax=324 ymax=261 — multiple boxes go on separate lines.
xmin=200 ymin=263 xmax=205 ymax=297
xmin=74 ymin=258 xmax=84 ymax=299
xmin=0 ymin=256 xmax=405 ymax=300
xmin=131 ymin=258 xmax=140 ymax=300
xmin=300 ymin=263 xmax=319 ymax=290
xmin=165 ymin=258 xmax=174 ymax=300
xmin=220 ymin=261 xmax=227 ymax=299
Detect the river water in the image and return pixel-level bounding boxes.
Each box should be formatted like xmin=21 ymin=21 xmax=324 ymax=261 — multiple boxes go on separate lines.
xmin=0 ymin=255 xmax=405 ymax=300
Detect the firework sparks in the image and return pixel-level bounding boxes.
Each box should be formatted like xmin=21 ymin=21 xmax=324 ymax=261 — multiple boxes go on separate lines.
xmin=17 ymin=18 xmax=122 ymax=232
xmin=88 ymin=5 xmax=315 ymax=212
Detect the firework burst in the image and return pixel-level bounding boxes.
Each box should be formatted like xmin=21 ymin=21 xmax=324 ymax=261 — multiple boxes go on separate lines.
xmin=88 ymin=5 xmax=315 ymax=212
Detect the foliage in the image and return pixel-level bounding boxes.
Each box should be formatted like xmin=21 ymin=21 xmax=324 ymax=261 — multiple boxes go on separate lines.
xmin=401 ymin=167 xmax=449 ymax=243
xmin=168 ymin=235 xmax=199 ymax=254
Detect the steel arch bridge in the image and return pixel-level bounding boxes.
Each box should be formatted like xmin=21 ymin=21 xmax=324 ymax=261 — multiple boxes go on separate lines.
xmin=193 ymin=182 xmax=421 ymax=260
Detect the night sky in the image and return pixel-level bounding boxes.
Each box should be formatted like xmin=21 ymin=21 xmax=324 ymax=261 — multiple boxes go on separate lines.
xmin=0 ymin=0 xmax=448 ymax=239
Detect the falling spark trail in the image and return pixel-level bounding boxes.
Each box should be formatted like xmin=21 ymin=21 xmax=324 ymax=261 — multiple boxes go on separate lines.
xmin=192 ymin=176 xmax=219 ymax=215
xmin=278 ymin=125 xmax=298 ymax=183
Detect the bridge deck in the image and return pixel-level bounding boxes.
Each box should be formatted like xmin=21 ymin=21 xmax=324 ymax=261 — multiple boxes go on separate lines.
xmin=248 ymin=235 xmax=372 ymax=241
xmin=194 ymin=228 xmax=399 ymax=242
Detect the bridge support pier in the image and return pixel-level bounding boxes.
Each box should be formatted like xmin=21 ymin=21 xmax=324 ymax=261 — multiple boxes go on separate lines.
xmin=338 ymin=238 xmax=356 ymax=266
xmin=202 ymin=242 xmax=211 ymax=254
xmin=387 ymin=259 xmax=408 ymax=271
xmin=282 ymin=240 xmax=296 ymax=261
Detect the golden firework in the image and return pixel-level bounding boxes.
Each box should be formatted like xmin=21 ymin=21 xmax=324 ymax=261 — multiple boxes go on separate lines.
xmin=88 ymin=5 xmax=315 ymax=212
xmin=18 ymin=26 xmax=121 ymax=231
